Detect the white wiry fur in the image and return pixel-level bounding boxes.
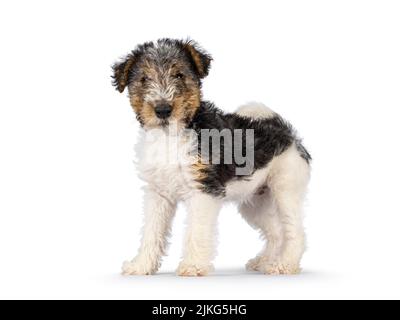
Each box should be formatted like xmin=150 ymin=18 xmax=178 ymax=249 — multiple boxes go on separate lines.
xmin=122 ymin=103 xmax=310 ymax=276
xmin=177 ymin=193 xmax=221 ymax=276
xmin=236 ymin=102 xmax=276 ymax=119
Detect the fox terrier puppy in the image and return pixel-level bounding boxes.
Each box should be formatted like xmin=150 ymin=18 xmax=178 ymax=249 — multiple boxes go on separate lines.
xmin=112 ymin=38 xmax=311 ymax=276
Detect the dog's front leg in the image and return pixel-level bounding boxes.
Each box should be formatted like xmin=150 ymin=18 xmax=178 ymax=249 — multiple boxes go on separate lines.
xmin=122 ymin=187 xmax=176 ymax=275
xmin=177 ymin=193 xmax=222 ymax=276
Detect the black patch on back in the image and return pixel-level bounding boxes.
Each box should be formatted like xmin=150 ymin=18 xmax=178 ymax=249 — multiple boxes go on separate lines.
xmin=188 ymin=101 xmax=310 ymax=196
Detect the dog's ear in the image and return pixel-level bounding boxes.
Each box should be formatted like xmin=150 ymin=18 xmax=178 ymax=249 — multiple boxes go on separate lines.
xmin=112 ymin=53 xmax=138 ymax=93
xmin=183 ymin=40 xmax=212 ymax=79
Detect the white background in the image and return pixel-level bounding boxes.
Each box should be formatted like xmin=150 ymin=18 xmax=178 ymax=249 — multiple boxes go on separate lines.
xmin=1 ymin=0 xmax=399 ymax=300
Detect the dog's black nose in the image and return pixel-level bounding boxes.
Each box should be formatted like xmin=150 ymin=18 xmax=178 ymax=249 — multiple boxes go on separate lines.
xmin=155 ymin=104 xmax=172 ymax=119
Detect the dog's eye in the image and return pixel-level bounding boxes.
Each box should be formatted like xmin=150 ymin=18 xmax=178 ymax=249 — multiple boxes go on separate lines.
xmin=140 ymin=76 xmax=149 ymax=83
xmin=174 ymin=73 xmax=184 ymax=79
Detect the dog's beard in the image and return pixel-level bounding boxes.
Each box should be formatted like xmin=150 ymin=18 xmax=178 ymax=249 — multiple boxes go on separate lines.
xmin=159 ymin=119 xmax=169 ymax=127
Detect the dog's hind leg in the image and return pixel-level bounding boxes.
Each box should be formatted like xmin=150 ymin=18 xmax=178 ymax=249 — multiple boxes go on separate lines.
xmin=239 ymin=189 xmax=284 ymax=272
xmin=236 ymin=102 xmax=287 ymax=272
xmin=259 ymin=144 xmax=310 ymax=275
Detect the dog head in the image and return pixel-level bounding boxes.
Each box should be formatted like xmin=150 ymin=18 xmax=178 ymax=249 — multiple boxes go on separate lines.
xmin=112 ymin=38 xmax=212 ymax=128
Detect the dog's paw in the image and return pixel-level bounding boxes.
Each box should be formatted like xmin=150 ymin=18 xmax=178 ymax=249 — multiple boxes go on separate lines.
xmin=176 ymin=262 xmax=214 ymax=277
xmin=121 ymin=260 xmax=157 ymax=275
xmin=260 ymin=261 xmax=301 ymax=275
xmin=245 ymin=255 xmax=269 ymax=271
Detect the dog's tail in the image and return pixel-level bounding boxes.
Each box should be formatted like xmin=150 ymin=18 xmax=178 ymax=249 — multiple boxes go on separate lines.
xmin=235 ymin=102 xmax=276 ymax=119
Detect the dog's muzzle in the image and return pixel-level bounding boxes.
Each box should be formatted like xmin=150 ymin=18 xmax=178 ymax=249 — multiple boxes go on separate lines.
xmin=155 ymin=104 xmax=172 ymax=119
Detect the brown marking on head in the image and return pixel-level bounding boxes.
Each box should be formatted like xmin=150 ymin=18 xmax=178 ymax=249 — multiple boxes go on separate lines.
xmin=170 ymin=81 xmax=201 ymax=125
xmin=112 ymin=54 xmax=137 ymax=93
xmin=183 ymin=41 xmax=212 ymax=78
